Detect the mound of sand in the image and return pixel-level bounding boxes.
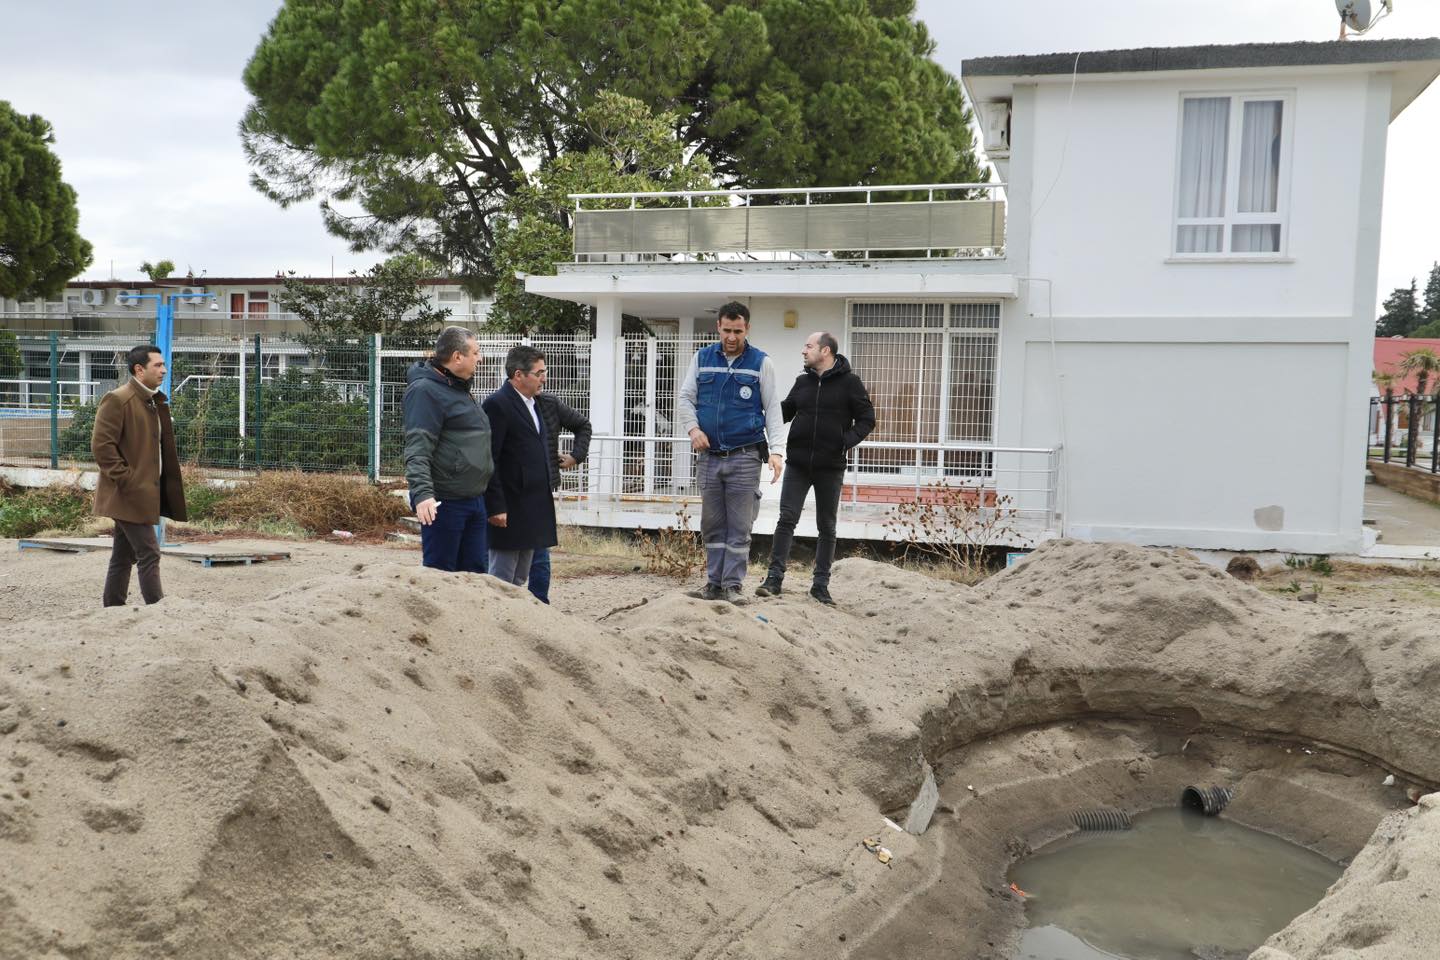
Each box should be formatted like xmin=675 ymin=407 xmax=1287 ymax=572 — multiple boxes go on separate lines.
xmin=1 ymin=540 xmax=1437 ymax=959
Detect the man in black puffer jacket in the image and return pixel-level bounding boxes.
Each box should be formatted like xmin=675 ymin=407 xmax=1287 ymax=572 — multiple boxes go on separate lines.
xmin=756 ymin=332 xmax=875 ymax=604
xmin=403 ymin=326 xmax=494 ymax=573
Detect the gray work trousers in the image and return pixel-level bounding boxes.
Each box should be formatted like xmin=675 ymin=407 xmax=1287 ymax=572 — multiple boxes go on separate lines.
xmin=698 ymin=448 xmax=763 ymax=588
xmin=488 ymin=549 xmax=535 ymax=586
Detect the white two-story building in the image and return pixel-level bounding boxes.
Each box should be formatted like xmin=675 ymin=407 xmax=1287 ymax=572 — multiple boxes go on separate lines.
xmin=525 ymin=38 xmax=1440 ymax=553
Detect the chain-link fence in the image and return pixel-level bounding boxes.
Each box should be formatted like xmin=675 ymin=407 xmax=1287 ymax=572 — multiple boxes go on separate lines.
xmin=3 ymin=328 xmax=592 ymax=477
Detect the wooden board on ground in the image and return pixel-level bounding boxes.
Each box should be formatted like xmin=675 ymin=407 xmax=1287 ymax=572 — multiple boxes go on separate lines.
xmin=18 ymin=538 xmax=290 ymax=568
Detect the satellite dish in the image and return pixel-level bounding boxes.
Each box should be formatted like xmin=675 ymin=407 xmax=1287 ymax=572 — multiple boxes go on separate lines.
xmin=1336 ymin=0 xmax=1394 ymax=36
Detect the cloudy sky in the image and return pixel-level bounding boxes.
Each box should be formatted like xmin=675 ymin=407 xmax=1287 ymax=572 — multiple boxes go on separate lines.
xmin=2 ymin=0 xmax=1437 ymax=308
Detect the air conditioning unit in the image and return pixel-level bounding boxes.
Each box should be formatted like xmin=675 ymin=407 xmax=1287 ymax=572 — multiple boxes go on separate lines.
xmin=80 ymin=289 xmax=106 ymax=307
xmin=115 ymin=290 xmax=143 ymax=307
xmin=179 ymin=286 xmax=206 ymax=303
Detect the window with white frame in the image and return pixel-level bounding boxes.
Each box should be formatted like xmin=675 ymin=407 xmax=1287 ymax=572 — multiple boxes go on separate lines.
xmin=846 ymin=301 xmax=999 ymax=479
xmin=1174 ymin=92 xmax=1290 ymax=256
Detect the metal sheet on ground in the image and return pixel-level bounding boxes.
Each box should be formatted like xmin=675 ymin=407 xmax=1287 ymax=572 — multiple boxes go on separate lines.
xmin=18 ymin=538 xmax=290 ymax=567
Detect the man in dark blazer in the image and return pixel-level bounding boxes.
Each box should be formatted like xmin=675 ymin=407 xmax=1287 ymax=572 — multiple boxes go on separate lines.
xmin=527 ymin=390 xmax=591 ymax=603
xmin=483 ymin=345 xmax=558 ymax=586
xmin=91 ymin=344 xmax=188 ymax=606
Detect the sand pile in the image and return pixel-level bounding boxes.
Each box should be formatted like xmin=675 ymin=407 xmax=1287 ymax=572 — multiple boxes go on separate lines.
xmin=1 ymin=540 xmax=1437 ymax=959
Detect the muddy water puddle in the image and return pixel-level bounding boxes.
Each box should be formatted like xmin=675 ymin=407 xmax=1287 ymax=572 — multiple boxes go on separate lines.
xmin=1009 ymin=808 xmax=1342 ymax=960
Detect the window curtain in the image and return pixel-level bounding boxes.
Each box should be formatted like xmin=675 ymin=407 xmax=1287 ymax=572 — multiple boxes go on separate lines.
xmin=1176 ymin=97 xmax=1229 ymax=253
xmin=1234 ymin=100 xmax=1283 ymax=253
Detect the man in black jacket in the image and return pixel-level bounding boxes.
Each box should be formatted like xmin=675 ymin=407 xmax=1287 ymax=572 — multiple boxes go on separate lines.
xmin=756 ymin=332 xmax=875 ymax=604
xmin=403 ymin=326 xmax=494 ymax=573
xmin=483 ymin=345 xmax=558 ymax=587
xmin=526 ymin=390 xmax=592 ymax=603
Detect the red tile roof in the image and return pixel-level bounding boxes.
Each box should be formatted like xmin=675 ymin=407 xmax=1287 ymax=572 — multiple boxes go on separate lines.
xmin=1374 ymin=337 xmax=1440 ymax=394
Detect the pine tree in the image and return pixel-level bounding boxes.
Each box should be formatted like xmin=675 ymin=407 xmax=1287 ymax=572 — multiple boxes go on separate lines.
xmin=1376 ymin=279 xmax=1420 ymax=338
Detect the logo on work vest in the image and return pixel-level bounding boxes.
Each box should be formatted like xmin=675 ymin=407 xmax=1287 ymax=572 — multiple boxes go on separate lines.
xmin=739 ymin=385 xmax=753 ymax=400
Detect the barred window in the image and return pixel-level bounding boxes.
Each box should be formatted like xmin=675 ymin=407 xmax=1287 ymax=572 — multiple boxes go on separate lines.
xmin=847 ymin=301 xmax=999 ymax=478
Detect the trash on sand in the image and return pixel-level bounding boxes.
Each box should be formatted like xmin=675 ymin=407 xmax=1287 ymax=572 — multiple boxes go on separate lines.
xmin=331 ymin=530 xmax=354 ymax=539
xmin=755 ymin=614 xmax=769 ymax=623
xmin=904 ymin=761 xmax=940 ymax=835
xmin=1383 ymin=774 xmax=1396 ymax=786
xmin=1008 ymin=882 xmax=1030 ymax=898
xmin=881 ymin=816 xmax=905 ymax=833
xmin=861 ymin=837 xmax=893 ymax=865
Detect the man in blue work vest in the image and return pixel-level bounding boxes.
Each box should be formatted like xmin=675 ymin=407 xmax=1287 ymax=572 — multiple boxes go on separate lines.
xmin=677 ymin=301 xmax=787 ymax=603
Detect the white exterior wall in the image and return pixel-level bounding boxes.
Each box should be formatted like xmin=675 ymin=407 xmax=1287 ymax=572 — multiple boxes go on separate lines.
xmin=998 ymin=68 xmax=1392 ymax=552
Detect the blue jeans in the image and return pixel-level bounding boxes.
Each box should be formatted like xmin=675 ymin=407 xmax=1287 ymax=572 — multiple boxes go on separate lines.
xmin=528 ymin=546 xmax=551 ymax=603
xmin=418 ymin=496 xmax=488 ymax=573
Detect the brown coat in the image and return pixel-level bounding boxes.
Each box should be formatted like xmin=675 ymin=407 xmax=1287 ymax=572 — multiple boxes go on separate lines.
xmin=91 ymin=380 xmax=188 ymax=525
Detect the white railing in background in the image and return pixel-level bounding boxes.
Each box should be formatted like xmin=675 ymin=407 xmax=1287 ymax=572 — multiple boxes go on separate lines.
xmin=560 ymin=434 xmax=1062 ymax=533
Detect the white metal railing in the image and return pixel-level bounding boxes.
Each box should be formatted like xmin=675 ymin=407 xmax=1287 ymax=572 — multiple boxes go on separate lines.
xmin=570 ymin=182 xmax=1005 ymax=204
xmin=560 ymin=434 xmax=1062 ymax=532
xmin=570 ymin=182 xmax=1007 ymax=260
xmin=0 ymin=379 xmax=102 ymax=411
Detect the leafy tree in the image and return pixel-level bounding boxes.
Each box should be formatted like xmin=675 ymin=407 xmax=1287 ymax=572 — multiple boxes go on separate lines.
xmin=274 ymin=256 xmax=452 ymax=341
xmin=1410 ymin=318 xmax=1440 ymax=339
xmin=488 ymin=92 xmax=719 ymax=333
xmin=1376 ymin=279 xmax=1420 ymax=338
xmin=139 ymin=259 xmax=176 ymax=281
xmin=0 ymin=102 xmax=93 ymax=298
xmin=240 ymin=0 xmax=982 ymax=288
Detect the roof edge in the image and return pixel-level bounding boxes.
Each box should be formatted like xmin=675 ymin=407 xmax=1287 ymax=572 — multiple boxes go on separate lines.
xmin=963 ymin=38 xmax=1440 ymax=79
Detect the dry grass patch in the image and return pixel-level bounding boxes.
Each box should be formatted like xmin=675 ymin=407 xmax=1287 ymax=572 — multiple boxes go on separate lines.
xmin=213 ymin=471 xmax=408 ymax=538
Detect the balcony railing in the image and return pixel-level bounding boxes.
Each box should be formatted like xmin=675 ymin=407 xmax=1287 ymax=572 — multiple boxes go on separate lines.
xmin=557 ymin=434 xmax=1060 ymax=538
xmin=570 ymin=183 xmax=1005 ymax=261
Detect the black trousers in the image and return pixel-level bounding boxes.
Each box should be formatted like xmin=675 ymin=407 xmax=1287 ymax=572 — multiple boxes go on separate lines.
xmin=766 ymin=463 xmax=844 ymax=587
xmin=103 ymin=520 xmax=163 ymax=607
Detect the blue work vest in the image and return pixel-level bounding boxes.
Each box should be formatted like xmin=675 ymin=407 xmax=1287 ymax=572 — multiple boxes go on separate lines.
xmin=695 ymin=342 xmax=767 ymax=452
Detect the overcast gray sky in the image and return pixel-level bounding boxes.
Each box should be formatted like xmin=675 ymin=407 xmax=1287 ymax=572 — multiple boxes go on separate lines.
xmin=2 ymin=0 xmax=1437 ymax=309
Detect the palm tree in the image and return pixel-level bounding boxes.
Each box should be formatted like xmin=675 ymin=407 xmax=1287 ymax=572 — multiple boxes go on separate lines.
xmin=1373 ymin=370 xmax=1398 ymax=459
xmin=1398 ymin=347 xmax=1440 ymax=399
xmin=1397 ymin=349 xmax=1440 ymax=463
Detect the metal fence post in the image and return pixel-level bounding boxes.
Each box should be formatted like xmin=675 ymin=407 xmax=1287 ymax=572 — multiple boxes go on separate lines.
xmin=1431 ymin=397 xmax=1439 ymax=475
xmin=1407 ymin=395 xmax=1419 ymax=467
xmin=1383 ymin=393 xmax=1394 ymax=462
xmin=48 ymin=332 xmax=59 ymax=468
xmin=253 ymin=334 xmax=263 ymax=471
xmin=369 ymin=332 xmax=381 ymax=482
xmin=237 ymin=343 xmax=247 ymax=470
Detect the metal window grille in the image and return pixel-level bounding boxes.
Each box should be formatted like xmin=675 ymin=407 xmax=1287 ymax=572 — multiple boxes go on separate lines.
xmin=620 ymin=333 xmax=701 ymax=496
xmin=846 ymin=301 xmax=999 ymax=479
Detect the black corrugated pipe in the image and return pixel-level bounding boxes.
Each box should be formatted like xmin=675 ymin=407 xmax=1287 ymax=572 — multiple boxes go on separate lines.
xmin=1181 ymin=785 xmax=1233 ymax=816
xmin=1072 ymin=807 xmax=1132 ymax=831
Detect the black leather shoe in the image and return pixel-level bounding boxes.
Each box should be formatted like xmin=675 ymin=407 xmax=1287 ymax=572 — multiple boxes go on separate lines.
xmin=688 ymin=583 xmax=724 ymax=601
xmin=723 ymin=585 xmax=746 ymax=605
xmin=809 ymin=584 xmax=835 ymax=606
xmin=755 ymin=577 xmax=783 ymax=597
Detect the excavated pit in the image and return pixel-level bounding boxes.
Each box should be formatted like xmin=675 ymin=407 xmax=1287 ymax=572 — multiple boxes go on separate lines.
xmin=0 ymin=539 xmax=1437 ymax=959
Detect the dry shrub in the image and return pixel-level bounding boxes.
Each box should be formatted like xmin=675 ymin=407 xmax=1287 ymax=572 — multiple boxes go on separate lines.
xmin=883 ymin=484 xmax=1027 ymax=582
xmin=637 ymin=503 xmax=704 ymax=578
xmin=0 ymin=481 xmax=94 ymax=538
xmin=214 ymin=471 xmax=408 ymax=537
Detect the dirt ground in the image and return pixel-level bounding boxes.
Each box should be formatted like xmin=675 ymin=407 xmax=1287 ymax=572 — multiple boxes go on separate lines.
xmin=1 ymin=535 xmax=1438 ymax=960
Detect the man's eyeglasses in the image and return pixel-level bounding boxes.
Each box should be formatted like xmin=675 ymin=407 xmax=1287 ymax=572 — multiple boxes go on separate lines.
xmin=525 ymin=367 xmax=547 ymax=378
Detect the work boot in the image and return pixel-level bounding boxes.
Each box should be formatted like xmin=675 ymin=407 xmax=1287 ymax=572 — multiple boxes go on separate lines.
xmin=809 ymin=583 xmax=835 ymax=606
xmin=689 ymin=583 xmax=724 ymax=601
xmin=723 ymin=585 xmax=746 ymax=606
xmin=755 ymin=576 xmax=783 ymax=597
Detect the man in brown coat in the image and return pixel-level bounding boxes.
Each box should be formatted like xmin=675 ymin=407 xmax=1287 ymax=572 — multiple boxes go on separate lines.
xmin=91 ymin=345 xmax=187 ymax=606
